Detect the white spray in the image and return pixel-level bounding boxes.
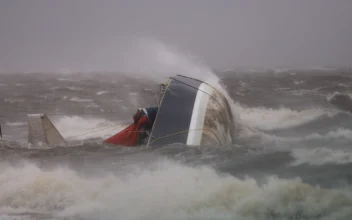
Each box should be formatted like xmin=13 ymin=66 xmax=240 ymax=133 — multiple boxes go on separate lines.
xmin=119 ymin=37 xmax=242 ymax=123
xmin=120 ymin=37 xmax=218 ymax=83
xmin=0 ymin=160 xmax=351 ymax=220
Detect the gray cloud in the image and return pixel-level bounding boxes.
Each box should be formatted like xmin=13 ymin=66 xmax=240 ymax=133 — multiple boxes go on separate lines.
xmin=0 ymin=0 xmax=351 ymax=73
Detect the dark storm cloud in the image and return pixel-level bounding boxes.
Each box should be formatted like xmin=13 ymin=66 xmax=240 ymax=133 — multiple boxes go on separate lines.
xmin=0 ymin=0 xmax=351 ymax=73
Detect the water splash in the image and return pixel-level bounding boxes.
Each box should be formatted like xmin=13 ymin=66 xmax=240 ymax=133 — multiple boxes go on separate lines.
xmin=0 ymin=160 xmax=351 ymax=220
xmin=122 ymin=37 xmax=218 ymax=84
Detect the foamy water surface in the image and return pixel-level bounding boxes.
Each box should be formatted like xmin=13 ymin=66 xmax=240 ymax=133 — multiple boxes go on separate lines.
xmin=1 ymin=64 xmax=352 ymax=219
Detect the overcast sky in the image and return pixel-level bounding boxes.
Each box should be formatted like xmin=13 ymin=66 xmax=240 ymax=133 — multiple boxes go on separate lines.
xmin=0 ymin=0 xmax=351 ymax=73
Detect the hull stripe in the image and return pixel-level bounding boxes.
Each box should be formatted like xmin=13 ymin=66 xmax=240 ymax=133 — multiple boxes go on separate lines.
xmin=186 ymin=83 xmax=213 ymax=145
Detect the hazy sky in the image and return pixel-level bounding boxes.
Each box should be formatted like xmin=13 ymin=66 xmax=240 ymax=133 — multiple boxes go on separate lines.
xmin=0 ymin=0 xmax=351 ymax=73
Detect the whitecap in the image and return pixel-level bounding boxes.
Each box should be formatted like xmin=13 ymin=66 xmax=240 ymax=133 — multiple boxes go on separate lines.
xmin=291 ymin=147 xmax=352 ymax=165
xmin=96 ymin=91 xmax=109 ymax=95
xmin=6 ymin=122 xmax=27 ymax=127
xmin=233 ymin=104 xmax=337 ymax=130
xmin=69 ymin=97 xmax=92 ymax=102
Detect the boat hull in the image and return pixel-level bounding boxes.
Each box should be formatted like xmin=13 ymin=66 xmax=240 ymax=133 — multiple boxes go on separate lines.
xmin=147 ymin=75 xmax=235 ymax=147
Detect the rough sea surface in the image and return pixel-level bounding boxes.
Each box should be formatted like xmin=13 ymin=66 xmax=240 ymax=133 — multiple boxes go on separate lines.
xmin=1 ymin=68 xmax=352 ymax=220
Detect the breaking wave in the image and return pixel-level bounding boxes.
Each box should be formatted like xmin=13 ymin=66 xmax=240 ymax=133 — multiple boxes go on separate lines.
xmin=96 ymin=91 xmax=109 ymax=95
xmin=4 ymin=98 xmax=25 ymax=103
xmin=51 ymin=86 xmax=84 ymax=92
xmin=240 ymin=126 xmax=352 ymax=144
xmin=56 ymin=78 xmax=74 ymax=82
xmin=233 ymin=104 xmax=337 ymax=130
xmin=291 ymin=147 xmax=352 ymax=166
xmin=69 ymin=97 xmax=93 ymax=102
xmin=0 ymin=160 xmax=351 ymax=220
xmin=327 ymin=92 xmax=352 ymax=113
xmin=303 ymin=128 xmax=352 ymax=141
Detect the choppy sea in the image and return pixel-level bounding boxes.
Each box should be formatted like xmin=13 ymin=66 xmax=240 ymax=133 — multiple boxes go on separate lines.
xmin=1 ymin=68 xmax=352 ymax=220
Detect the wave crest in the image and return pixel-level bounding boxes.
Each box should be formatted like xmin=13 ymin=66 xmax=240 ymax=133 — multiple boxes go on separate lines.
xmin=0 ymin=160 xmax=351 ymax=219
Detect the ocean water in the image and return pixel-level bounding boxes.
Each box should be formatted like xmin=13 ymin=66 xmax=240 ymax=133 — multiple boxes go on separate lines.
xmin=1 ymin=68 xmax=352 ymax=220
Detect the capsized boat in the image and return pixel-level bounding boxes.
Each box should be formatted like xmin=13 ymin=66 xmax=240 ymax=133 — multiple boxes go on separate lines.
xmin=104 ymin=75 xmax=236 ymax=147
xmin=22 ymin=75 xmax=235 ymax=148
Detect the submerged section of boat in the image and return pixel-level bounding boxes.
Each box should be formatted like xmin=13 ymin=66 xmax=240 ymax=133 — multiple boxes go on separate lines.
xmin=146 ymin=75 xmax=235 ymax=147
xmin=27 ymin=114 xmax=68 ymax=148
xmin=0 ymin=114 xmax=68 ymax=149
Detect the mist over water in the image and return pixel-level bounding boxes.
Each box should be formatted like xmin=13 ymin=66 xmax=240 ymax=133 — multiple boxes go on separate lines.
xmin=1 ymin=40 xmax=352 ymax=219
